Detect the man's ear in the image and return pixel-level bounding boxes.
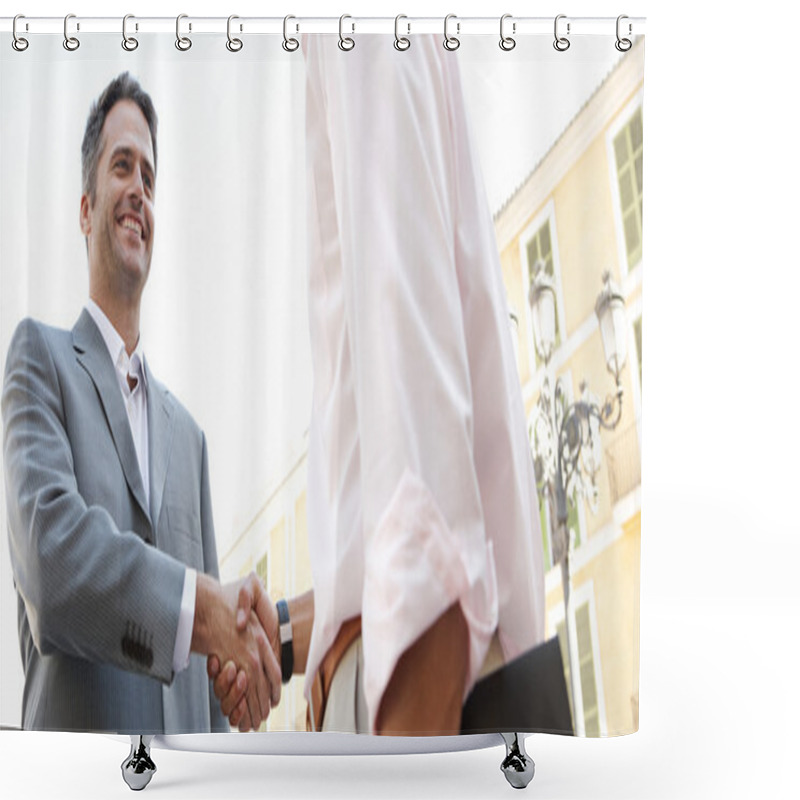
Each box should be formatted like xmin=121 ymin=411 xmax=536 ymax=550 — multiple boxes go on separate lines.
xmin=79 ymin=193 xmax=91 ymax=236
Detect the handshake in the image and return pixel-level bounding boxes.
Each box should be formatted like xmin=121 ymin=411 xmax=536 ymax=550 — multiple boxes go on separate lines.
xmin=191 ymin=572 xmax=283 ymax=732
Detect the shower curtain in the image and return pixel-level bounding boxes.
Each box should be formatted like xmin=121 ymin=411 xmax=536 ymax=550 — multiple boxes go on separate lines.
xmin=0 ymin=18 xmax=644 ymax=741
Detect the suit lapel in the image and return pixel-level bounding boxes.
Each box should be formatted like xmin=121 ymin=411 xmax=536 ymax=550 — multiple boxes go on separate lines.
xmin=72 ymin=309 xmax=151 ymax=527
xmin=145 ymin=359 xmax=175 ymax=535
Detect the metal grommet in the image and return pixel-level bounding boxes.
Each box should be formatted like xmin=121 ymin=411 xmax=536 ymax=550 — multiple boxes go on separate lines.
xmin=615 ymin=15 xmax=632 ymax=52
xmin=553 ymin=14 xmax=570 ymax=52
xmin=63 ymin=14 xmax=80 ymax=51
xmin=499 ymin=13 xmax=515 ymax=51
xmin=443 ymin=14 xmax=460 ymax=51
xmin=176 ymin=14 xmax=192 ymax=51
xmin=122 ymin=14 xmax=138 ymax=51
xmin=282 ymin=15 xmax=299 ymax=52
xmin=338 ymin=14 xmax=355 ymax=51
xmin=226 ymin=15 xmax=242 ymax=52
xmin=12 ymin=14 xmax=29 ymax=52
xmin=394 ymin=14 xmax=410 ymax=51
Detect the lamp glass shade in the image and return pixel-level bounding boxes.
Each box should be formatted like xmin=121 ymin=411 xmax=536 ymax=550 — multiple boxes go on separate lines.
xmin=531 ymin=284 xmax=556 ymax=362
xmin=598 ymin=296 xmax=628 ymax=378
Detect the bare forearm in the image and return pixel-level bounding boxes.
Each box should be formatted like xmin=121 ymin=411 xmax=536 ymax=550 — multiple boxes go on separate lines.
xmin=375 ymin=602 xmax=468 ymax=735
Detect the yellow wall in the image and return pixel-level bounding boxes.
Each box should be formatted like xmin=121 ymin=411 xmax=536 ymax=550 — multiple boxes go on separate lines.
xmin=506 ymin=64 xmax=643 ymax=737
xmin=555 ymin=139 xmax=622 ymax=336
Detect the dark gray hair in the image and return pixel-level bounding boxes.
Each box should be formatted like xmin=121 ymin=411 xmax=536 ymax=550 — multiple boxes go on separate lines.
xmin=81 ymin=72 xmax=158 ymax=202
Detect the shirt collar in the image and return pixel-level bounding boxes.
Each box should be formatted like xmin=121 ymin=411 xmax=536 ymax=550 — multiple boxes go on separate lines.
xmin=85 ymin=299 xmax=147 ymax=387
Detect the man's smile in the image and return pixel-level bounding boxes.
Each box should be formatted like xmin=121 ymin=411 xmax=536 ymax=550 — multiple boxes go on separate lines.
xmin=118 ymin=213 xmax=144 ymax=240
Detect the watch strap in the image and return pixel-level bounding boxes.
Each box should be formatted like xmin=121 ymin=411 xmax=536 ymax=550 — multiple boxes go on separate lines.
xmin=276 ymin=599 xmax=293 ymax=684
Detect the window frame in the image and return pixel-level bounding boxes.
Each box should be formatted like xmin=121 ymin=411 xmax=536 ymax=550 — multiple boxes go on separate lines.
xmin=547 ymin=580 xmax=607 ymax=737
xmin=606 ymin=92 xmax=644 ymax=279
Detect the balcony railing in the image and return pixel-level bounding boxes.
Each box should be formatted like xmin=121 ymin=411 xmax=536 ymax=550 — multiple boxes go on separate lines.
xmin=604 ymin=420 xmax=641 ymax=504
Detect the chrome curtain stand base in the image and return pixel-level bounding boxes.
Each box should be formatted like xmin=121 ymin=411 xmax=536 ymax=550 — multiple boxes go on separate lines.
xmin=118 ymin=732 xmax=533 ymax=789
xmin=121 ymin=735 xmax=157 ymax=791
xmin=500 ymin=733 xmax=535 ymax=789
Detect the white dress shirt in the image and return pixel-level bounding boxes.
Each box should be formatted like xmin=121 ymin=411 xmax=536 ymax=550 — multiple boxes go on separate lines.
xmin=86 ymin=300 xmax=195 ymax=674
xmin=302 ymin=36 xmax=546 ymax=733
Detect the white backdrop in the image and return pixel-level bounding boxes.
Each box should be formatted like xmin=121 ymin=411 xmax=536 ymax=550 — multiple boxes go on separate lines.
xmin=1 ymin=0 xmax=799 ymax=799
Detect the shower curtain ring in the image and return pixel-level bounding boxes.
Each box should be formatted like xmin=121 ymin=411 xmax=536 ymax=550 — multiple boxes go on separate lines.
xmin=122 ymin=14 xmax=138 ymax=51
xmin=338 ymin=15 xmax=355 ymax=51
xmin=12 ymin=14 xmax=29 ymax=51
xmin=226 ymin=15 xmax=243 ymax=52
xmin=615 ymin=15 xmax=632 ymax=52
xmin=499 ymin=14 xmax=516 ymax=51
xmin=553 ymin=14 xmax=570 ymax=52
xmin=176 ymin=14 xmax=192 ymax=51
xmin=443 ymin=14 xmax=460 ymax=51
xmin=283 ymin=15 xmax=299 ymax=52
xmin=394 ymin=14 xmax=410 ymax=51
xmin=64 ymin=14 xmax=80 ymax=51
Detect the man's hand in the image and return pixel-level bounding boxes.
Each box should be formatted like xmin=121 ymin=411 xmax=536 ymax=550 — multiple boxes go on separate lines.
xmin=206 ymin=573 xmax=281 ymax=731
xmin=192 ymin=573 xmax=281 ymax=731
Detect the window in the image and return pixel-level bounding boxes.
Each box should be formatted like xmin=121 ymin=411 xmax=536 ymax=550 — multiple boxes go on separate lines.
xmin=556 ymin=600 xmax=601 ymax=737
xmin=576 ymin=603 xmax=600 ymax=736
xmin=613 ymin=106 xmax=643 ymax=269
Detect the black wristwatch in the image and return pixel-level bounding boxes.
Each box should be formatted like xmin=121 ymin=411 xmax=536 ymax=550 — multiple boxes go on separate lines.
xmin=276 ymin=599 xmax=293 ymax=684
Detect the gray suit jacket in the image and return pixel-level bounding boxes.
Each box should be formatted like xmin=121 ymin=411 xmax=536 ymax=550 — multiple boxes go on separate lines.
xmin=2 ymin=310 xmax=228 ymax=734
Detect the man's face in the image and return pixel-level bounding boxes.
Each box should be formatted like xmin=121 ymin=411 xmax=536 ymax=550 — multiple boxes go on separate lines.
xmin=80 ymin=99 xmax=155 ymax=299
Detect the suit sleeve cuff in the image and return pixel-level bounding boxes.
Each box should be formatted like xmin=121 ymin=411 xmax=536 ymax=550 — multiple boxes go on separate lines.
xmin=172 ymin=567 xmax=197 ymax=674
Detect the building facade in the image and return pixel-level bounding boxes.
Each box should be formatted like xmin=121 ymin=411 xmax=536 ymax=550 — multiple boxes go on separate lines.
xmin=495 ymin=39 xmax=643 ymax=736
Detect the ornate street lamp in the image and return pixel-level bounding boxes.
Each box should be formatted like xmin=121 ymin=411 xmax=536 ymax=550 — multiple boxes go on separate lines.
xmin=528 ymin=264 xmax=627 ymax=734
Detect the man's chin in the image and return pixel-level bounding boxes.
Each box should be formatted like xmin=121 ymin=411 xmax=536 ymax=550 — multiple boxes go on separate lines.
xmin=116 ymin=256 xmax=151 ymax=292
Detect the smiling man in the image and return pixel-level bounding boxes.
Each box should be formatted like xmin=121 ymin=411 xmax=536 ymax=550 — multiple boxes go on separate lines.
xmin=2 ymin=73 xmax=280 ymax=743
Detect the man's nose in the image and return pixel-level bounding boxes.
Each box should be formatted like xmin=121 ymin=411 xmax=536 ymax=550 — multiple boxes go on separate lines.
xmin=128 ymin=167 xmax=145 ymax=205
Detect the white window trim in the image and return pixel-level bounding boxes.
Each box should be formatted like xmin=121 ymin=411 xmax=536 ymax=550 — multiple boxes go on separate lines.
xmin=606 ymin=91 xmax=644 ymax=280
xmin=547 ymin=580 xmax=607 ymax=737
xmin=518 ymin=199 xmax=567 ymax=381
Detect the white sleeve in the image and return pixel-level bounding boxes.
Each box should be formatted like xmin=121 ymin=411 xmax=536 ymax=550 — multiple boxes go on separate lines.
xmin=171 ymin=567 xmax=196 ymax=673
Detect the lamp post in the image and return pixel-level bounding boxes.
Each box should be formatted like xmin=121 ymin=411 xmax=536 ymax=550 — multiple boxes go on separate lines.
xmin=527 ymin=263 xmax=627 ymax=734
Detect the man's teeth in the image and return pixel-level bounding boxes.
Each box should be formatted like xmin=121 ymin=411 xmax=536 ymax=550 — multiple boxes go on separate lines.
xmin=121 ymin=218 xmax=142 ymax=237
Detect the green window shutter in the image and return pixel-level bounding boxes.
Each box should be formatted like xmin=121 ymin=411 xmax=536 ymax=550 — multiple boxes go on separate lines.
xmin=613 ymin=107 xmax=644 ymax=269
xmin=576 ymin=603 xmax=600 ymax=736
xmin=557 ymin=602 xmax=601 ymax=736
xmin=633 ymin=316 xmax=642 ymax=385
xmin=556 ymin=621 xmax=574 ymax=722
